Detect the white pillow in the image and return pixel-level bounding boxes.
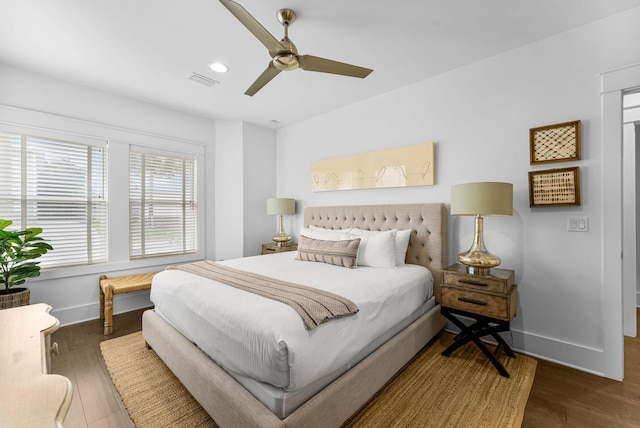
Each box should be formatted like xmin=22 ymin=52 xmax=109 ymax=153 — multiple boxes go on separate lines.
xmin=350 ymin=228 xmax=412 ymax=265
xmin=345 ymin=229 xmax=397 ymax=268
xmin=309 ymin=225 xmax=352 ymax=235
xmin=395 ymin=229 xmax=412 ymax=265
xmin=300 ymin=226 xmax=351 ymax=241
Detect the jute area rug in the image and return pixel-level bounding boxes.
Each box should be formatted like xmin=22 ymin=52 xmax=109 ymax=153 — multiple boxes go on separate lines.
xmin=101 ymin=331 xmax=537 ymax=428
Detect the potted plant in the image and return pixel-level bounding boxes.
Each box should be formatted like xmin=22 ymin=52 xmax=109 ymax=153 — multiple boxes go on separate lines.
xmin=0 ymin=219 xmax=53 ymax=309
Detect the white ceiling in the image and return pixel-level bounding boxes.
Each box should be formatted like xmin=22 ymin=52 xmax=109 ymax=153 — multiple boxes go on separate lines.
xmin=2 ymin=0 xmax=640 ymax=128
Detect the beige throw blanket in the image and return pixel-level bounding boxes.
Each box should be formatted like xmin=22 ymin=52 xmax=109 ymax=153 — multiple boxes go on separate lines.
xmin=167 ymin=261 xmax=359 ymax=330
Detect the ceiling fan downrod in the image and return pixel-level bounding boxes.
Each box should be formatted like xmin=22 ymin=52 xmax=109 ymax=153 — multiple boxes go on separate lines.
xmin=273 ymin=9 xmax=299 ymax=71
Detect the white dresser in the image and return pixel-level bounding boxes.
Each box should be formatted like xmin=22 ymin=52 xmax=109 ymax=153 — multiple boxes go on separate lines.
xmin=0 ymin=303 xmax=72 ymax=427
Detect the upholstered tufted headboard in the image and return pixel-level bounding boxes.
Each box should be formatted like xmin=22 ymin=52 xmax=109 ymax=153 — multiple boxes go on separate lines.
xmin=303 ymin=203 xmax=448 ymax=302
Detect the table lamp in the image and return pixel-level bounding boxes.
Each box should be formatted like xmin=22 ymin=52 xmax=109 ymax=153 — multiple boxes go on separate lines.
xmin=266 ymin=198 xmax=296 ymax=246
xmin=450 ymin=182 xmax=513 ymax=275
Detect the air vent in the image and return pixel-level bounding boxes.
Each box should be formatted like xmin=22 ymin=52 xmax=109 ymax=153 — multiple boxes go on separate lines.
xmin=188 ymin=72 xmax=219 ymax=87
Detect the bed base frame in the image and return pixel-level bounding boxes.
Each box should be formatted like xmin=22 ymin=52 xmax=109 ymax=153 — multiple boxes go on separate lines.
xmin=143 ymin=203 xmax=448 ymax=427
xmin=143 ymin=304 xmax=446 ymax=427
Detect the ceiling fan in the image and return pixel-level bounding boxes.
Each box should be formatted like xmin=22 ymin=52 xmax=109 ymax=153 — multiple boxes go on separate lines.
xmin=219 ymin=0 xmax=373 ymax=96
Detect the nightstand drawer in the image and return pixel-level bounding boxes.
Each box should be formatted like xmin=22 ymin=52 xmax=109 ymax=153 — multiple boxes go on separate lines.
xmin=261 ymin=243 xmax=298 ymax=255
xmin=441 ymin=285 xmax=517 ymax=321
xmin=443 ymin=265 xmax=514 ymax=294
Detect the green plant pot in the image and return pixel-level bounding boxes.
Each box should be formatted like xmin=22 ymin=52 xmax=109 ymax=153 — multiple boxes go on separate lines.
xmin=0 ymin=288 xmax=31 ymax=309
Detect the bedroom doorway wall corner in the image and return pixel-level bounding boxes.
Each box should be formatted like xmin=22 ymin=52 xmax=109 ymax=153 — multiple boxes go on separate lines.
xmin=602 ymin=62 xmax=640 ymax=381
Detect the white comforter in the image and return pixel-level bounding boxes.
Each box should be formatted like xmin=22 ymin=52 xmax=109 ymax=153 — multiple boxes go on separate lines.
xmin=150 ymin=252 xmax=433 ymax=391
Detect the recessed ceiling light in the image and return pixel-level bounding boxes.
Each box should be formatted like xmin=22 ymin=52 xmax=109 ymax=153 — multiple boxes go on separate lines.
xmin=209 ymin=62 xmax=229 ymax=73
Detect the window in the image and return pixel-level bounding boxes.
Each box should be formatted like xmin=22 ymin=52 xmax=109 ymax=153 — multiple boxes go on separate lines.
xmin=623 ymin=90 xmax=640 ymax=123
xmin=0 ymin=132 xmax=108 ymax=268
xmin=129 ymin=150 xmax=198 ymax=258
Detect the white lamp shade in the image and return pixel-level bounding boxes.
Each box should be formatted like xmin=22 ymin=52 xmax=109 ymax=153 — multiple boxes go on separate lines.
xmin=266 ymin=198 xmax=295 ymax=215
xmin=451 ymin=182 xmax=513 ymax=216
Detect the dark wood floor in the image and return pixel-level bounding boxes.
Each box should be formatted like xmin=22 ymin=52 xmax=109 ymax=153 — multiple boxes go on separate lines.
xmin=522 ymin=308 xmax=640 ymax=428
xmin=51 ymin=308 xmax=640 ymax=427
xmin=50 ymin=308 xmax=147 ymax=428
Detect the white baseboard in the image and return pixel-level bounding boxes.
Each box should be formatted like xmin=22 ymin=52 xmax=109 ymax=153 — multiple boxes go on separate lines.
xmin=52 ymin=290 xmax=152 ymax=327
xmin=444 ymin=319 xmax=604 ymax=377
xmin=510 ymin=328 xmax=604 ymax=377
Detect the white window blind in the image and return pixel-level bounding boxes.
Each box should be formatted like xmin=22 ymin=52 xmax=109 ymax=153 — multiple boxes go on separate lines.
xmin=129 ymin=150 xmax=198 ymax=258
xmin=0 ymin=131 xmax=108 ymax=268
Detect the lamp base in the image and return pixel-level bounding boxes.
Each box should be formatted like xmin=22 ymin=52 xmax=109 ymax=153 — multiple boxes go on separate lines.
xmin=458 ymin=214 xmax=501 ymax=275
xmin=272 ymin=213 xmax=291 ymax=246
xmin=457 ymin=251 xmax=501 ymax=275
xmin=272 ymin=233 xmax=291 ymax=247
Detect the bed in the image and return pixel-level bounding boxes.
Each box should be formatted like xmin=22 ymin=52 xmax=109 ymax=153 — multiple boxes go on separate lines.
xmin=142 ymin=203 xmax=448 ymax=427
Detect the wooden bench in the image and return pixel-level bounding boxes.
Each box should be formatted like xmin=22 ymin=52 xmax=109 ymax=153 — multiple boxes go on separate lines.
xmin=99 ymin=272 xmax=156 ymax=335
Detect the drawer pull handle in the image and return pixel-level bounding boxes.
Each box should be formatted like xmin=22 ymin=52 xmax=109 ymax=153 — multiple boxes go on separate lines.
xmin=458 ymin=297 xmax=487 ymax=306
xmin=458 ymin=279 xmax=488 ymax=287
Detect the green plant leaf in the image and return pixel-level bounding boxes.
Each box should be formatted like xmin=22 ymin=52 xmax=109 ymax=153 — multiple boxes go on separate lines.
xmin=8 ymin=279 xmax=26 ymax=287
xmin=0 ymin=230 xmax=20 ymax=240
xmin=0 ymin=221 xmax=52 ymax=290
xmin=25 ymin=227 xmax=43 ymax=237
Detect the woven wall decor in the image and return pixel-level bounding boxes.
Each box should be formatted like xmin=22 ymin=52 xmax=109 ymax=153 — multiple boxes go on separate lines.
xmin=528 ymin=166 xmax=580 ymax=207
xmin=529 ymin=120 xmax=581 ymax=165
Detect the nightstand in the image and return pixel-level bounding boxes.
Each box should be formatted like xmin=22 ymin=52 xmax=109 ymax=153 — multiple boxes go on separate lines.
xmin=261 ymin=242 xmax=298 ymax=255
xmin=440 ymin=263 xmax=518 ymax=377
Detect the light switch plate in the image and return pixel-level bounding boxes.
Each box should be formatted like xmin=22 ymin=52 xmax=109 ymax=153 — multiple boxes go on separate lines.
xmin=567 ymin=216 xmax=588 ymax=232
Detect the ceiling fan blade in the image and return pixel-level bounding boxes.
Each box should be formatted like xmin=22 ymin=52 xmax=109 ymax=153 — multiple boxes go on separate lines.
xmin=219 ymin=0 xmax=285 ymax=56
xmin=245 ymin=62 xmax=282 ymax=96
xmin=298 ymin=55 xmax=373 ymax=78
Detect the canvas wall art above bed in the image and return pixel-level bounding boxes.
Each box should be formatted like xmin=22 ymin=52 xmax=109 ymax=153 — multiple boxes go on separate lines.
xmin=311 ymin=143 xmax=436 ymax=192
xmin=143 ymin=203 xmax=448 ymax=428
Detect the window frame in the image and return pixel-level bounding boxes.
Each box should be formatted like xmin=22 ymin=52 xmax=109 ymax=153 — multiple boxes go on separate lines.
xmin=0 ymin=126 xmax=109 ymax=269
xmin=129 ymin=147 xmax=199 ymax=260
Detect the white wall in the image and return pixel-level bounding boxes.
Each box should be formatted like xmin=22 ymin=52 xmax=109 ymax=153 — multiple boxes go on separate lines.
xmin=242 ymin=122 xmax=277 ymax=256
xmin=215 ymin=120 xmax=245 ymax=260
xmin=0 ymin=64 xmax=213 ymax=144
xmin=214 ymin=121 xmax=277 ymax=259
xmin=276 ymin=8 xmax=640 ymax=376
xmin=0 ymin=63 xmax=216 ymax=325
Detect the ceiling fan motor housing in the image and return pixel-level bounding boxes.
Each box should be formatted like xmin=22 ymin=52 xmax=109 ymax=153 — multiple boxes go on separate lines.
xmin=273 ymin=53 xmax=299 ymax=71
xmin=273 ymin=38 xmax=299 ymax=71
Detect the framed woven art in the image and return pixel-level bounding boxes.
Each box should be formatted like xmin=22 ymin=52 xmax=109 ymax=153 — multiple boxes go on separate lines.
xmin=528 ymin=166 xmax=581 ymax=207
xmin=530 ymin=120 xmax=581 ymax=165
